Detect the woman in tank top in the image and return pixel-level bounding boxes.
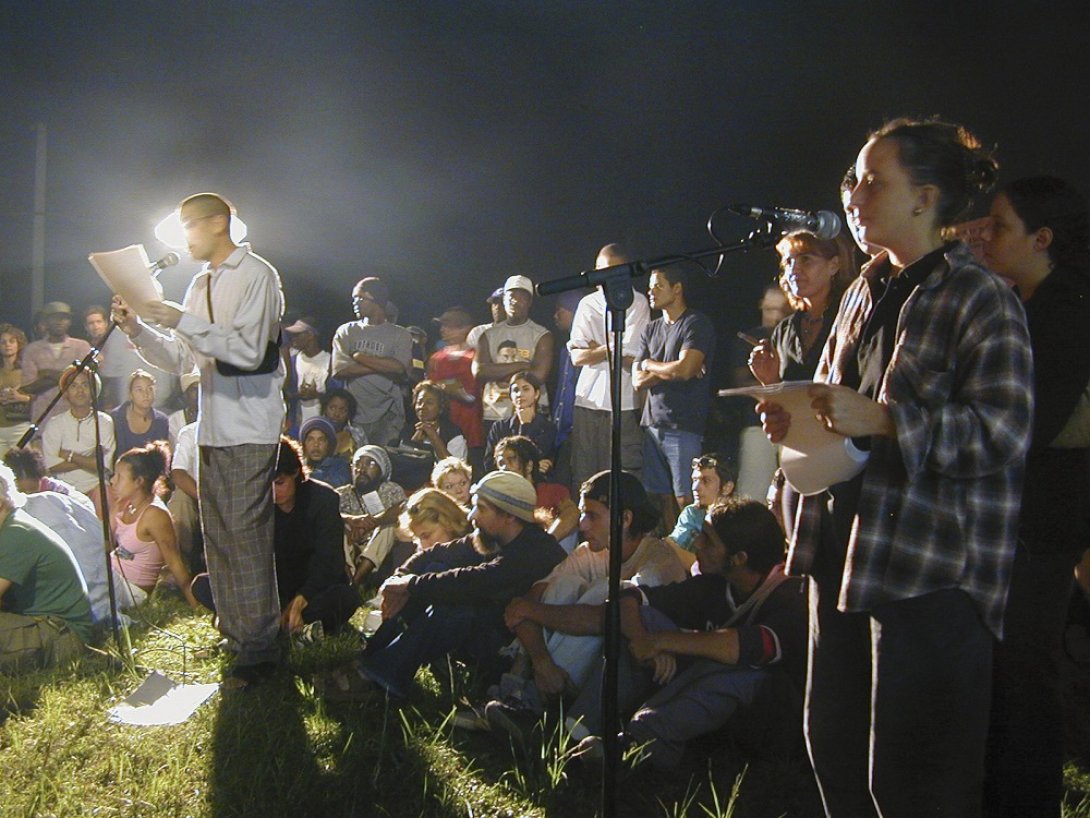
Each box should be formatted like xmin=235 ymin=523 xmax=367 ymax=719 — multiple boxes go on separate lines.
xmin=110 ymin=441 xmax=198 ymax=609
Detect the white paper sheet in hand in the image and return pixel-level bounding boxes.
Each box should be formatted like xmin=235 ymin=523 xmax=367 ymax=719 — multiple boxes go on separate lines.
xmin=718 ymin=381 xmax=869 ymax=495
xmin=88 ymin=244 xmax=165 ymax=321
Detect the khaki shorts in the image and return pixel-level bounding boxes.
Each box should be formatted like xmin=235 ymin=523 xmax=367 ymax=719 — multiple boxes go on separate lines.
xmin=0 ymin=612 xmax=85 ymax=673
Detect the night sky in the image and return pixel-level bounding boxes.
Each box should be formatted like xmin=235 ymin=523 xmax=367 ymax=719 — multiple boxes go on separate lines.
xmin=1 ymin=0 xmax=1086 ymax=372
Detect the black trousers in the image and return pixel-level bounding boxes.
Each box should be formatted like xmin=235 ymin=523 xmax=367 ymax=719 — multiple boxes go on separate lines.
xmin=984 ymin=544 xmax=1080 ymax=818
xmin=806 ymin=573 xmax=993 ymax=818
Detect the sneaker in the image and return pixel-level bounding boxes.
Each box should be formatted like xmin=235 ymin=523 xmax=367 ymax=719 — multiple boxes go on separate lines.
xmin=451 ymin=705 xmax=491 ymax=732
xmin=572 ymin=734 xmax=604 ymax=763
xmin=293 ymin=621 xmax=325 ymax=649
xmin=484 ymin=699 xmax=541 ymax=745
xmin=314 ymin=660 xmax=374 ymax=702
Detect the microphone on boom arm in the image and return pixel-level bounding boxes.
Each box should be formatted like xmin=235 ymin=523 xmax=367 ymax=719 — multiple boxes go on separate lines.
xmin=728 ymin=204 xmax=842 ymax=240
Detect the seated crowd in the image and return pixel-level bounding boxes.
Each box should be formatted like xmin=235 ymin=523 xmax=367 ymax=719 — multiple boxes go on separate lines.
xmin=0 ymin=263 xmax=809 ymax=780
xmin=3 ymin=151 xmax=1089 ymax=815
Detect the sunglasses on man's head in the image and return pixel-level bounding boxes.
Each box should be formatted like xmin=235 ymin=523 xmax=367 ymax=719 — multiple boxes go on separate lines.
xmin=693 ymin=456 xmax=719 ymax=470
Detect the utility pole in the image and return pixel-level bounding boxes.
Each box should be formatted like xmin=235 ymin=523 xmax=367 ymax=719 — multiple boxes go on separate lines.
xmin=31 ymin=122 xmax=47 ymax=315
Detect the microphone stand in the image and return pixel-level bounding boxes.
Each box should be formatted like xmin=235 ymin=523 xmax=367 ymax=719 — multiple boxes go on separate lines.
xmin=536 ymin=223 xmax=778 ymax=818
xmin=17 ymin=321 xmax=125 ymax=652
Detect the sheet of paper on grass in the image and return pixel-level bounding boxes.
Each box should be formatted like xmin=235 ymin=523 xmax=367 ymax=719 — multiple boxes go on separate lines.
xmin=718 ymin=380 xmax=869 ymax=495
xmin=88 ymin=245 xmax=165 ymax=322
xmin=108 ymin=671 xmax=219 ymax=726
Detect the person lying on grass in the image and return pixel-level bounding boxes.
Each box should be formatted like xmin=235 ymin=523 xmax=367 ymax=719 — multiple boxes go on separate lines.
xmin=318 ymin=470 xmax=565 ymax=701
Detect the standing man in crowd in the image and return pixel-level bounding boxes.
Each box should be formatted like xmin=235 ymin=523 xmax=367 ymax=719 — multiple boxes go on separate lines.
xmin=21 ymin=302 xmax=91 ymax=425
xmin=633 ymin=268 xmax=716 ymax=532
xmin=331 ymin=277 xmax=412 ymax=447
xmin=550 ymin=290 xmax=581 ymax=491
xmin=568 ymin=243 xmax=651 ymax=491
xmin=474 ymin=275 xmax=554 ymax=435
xmin=285 ymin=317 xmax=330 ymax=428
xmin=113 ymin=192 xmax=285 ymax=689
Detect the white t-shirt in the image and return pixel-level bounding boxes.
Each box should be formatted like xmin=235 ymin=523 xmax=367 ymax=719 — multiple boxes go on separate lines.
xmin=293 ymin=349 xmax=331 ymax=424
xmin=478 ymin=319 xmax=551 ymax=421
xmin=568 ymin=289 xmax=650 ymax=412
xmin=541 ymin=535 xmax=687 ymax=589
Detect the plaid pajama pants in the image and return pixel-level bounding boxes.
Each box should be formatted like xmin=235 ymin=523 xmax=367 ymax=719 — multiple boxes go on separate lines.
xmin=199 ymin=443 xmax=280 ymax=665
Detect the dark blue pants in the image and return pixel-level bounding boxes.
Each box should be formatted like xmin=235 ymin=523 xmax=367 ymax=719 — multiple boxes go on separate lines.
xmin=358 ymin=602 xmax=506 ymax=699
xmin=806 ymin=576 xmax=993 ymax=818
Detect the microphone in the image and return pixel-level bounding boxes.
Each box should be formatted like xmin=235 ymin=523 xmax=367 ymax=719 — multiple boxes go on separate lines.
xmin=148 ymin=252 xmax=180 ymax=276
xmin=728 ymin=204 xmax=842 ymax=240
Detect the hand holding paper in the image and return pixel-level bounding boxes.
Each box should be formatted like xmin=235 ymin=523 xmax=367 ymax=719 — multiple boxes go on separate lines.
xmin=720 ymin=381 xmax=871 ymax=495
xmin=808 ymin=384 xmax=895 ymax=438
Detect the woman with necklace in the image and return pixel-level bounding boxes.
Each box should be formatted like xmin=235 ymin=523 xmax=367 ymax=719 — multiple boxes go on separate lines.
xmin=110 ymin=369 xmax=170 ymax=461
xmin=41 ymin=367 xmax=115 ymax=518
xmin=749 ymin=230 xmax=858 ymax=385
xmin=110 ymin=441 xmax=198 ymax=609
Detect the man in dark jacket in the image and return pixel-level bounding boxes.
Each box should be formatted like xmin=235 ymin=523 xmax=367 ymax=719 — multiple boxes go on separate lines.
xmin=192 ymin=438 xmax=359 ymax=638
xmin=320 ymin=470 xmax=566 ymax=700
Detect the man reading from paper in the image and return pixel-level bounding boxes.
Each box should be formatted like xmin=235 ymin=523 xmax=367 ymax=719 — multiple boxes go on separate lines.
xmin=112 ymin=192 xmax=286 ymax=690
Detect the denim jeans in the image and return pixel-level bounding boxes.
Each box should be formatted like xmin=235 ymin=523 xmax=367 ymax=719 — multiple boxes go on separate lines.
xmin=641 ymin=426 xmax=703 ymax=498
xmin=359 ymin=602 xmax=506 ymax=698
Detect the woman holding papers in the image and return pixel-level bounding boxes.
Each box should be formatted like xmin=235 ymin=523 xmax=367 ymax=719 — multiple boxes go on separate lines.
xmin=758 ymin=118 xmax=1033 ymax=817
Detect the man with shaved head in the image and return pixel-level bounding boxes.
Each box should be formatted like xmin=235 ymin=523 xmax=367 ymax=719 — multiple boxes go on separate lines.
xmin=112 ymin=191 xmax=286 ymax=689
xmin=567 ymin=243 xmax=650 ymax=489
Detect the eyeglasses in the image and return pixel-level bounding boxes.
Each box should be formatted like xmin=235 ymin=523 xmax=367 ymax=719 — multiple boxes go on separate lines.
xmin=181 ymin=214 xmax=216 ymax=231
xmin=692 ymin=455 xmax=720 ymax=470
xmin=352 ymin=294 xmax=376 ymax=304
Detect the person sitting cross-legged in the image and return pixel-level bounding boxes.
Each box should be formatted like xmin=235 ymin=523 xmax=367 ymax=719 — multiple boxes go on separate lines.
xmin=497 ymin=498 xmax=805 ymax=771
xmin=483 ymin=470 xmax=687 ymax=728
xmin=337 ymin=445 xmax=408 ymax=587
xmin=317 ymin=470 xmax=566 ymax=701
xmin=4 ymin=447 xmax=112 ymax=625
xmin=109 ymin=443 xmax=199 ymax=610
xmin=664 ymin=452 xmax=737 ymax=571
xmin=0 ymin=463 xmax=94 ymax=672
xmin=192 ymin=437 xmax=360 ymax=641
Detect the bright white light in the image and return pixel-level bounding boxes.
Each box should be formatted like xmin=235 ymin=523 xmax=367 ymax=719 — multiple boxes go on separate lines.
xmin=153 ymin=209 xmax=248 ymax=250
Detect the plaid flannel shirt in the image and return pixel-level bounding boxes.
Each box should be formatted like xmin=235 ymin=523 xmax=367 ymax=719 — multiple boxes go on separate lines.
xmin=787 ymin=243 xmax=1033 ymax=637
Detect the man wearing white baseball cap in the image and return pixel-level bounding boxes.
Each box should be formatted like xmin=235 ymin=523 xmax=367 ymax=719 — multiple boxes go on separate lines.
xmin=473 ymin=275 xmax=554 ymax=434
xmin=319 ymin=470 xmax=566 ymax=700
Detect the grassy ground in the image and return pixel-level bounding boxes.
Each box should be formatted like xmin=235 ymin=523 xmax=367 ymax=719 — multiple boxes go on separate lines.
xmin=1 ymin=594 xmax=1089 ymax=817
